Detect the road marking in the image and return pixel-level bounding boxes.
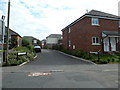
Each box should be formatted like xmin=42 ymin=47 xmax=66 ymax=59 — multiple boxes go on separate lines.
xmin=103 ymin=69 xmax=118 ymax=72
xmin=28 ymin=72 xmax=51 ymax=76
xmin=50 ymin=70 xmax=64 ymax=72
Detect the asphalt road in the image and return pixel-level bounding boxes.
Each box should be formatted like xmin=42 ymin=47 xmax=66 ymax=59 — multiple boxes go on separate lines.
xmin=2 ymin=49 xmax=119 ymax=89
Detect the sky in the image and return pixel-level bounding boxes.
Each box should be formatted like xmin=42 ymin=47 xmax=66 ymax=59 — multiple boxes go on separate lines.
xmin=0 ymin=0 xmax=120 ymax=40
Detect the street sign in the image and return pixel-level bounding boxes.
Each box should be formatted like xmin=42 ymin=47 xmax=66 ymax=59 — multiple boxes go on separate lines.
xmin=0 ymin=20 xmax=2 ymax=43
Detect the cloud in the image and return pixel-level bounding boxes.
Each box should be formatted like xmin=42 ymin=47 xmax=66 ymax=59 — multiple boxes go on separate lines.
xmin=0 ymin=0 xmax=119 ymax=40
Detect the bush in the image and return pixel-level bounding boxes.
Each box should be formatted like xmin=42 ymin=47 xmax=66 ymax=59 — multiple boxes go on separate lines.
xmin=9 ymin=59 xmax=19 ymax=66
xmin=59 ymin=48 xmax=119 ymax=64
xmin=9 ymin=38 xmax=17 ymax=49
xmin=15 ymin=46 xmax=30 ymax=52
xmin=22 ymin=38 xmax=30 ymax=47
xmin=42 ymin=46 xmax=47 ymax=49
xmin=52 ymin=45 xmax=63 ymax=51
xmin=27 ymin=54 xmax=34 ymax=61
xmin=19 ymin=56 xmax=29 ymax=62
xmin=22 ymin=38 xmax=34 ymax=52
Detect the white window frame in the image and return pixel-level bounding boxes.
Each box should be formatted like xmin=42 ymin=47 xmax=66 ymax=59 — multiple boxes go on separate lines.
xmin=92 ymin=37 xmax=100 ymax=45
xmin=33 ymin=40 xmax=37 ymax=44
xmin=92 ymin=18 xmax=99 ymax=26
xmin=69 ymin=40 xmax=71 ymax=47
xmin=73 ymin=45 xmax=75 ymax=49
xmin=68 ymin=27 xmax=71 ymax=33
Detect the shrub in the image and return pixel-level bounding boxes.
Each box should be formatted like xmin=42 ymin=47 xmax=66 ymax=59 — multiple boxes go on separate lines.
xmin=9 ymin=38 xmax=17 ymax=49
xmin=99 ymin=60 xmax=108 ymax=64
xmin=15 ymin=46 xmax=30 ymax=52
xmin=22 ymin=38 xmax=30 ymax=47
xmin=17 ymin=60 xmax=23 ymax=64
xmin=9 ymin=59 xmax=19 ymax=66
xmin=19 ymin=56 xmax=29 ymax=62
xmin=43 ymin=46 xmax=47 ymax=49
xmin=27 ymin=54 xmax=34 ymax=61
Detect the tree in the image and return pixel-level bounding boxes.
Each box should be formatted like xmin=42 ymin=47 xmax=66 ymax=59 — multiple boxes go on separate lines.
xmin=9 ymin=38 xmax=17 ymax=49
xmin=22 ymin=38 xmax=34 ymax=52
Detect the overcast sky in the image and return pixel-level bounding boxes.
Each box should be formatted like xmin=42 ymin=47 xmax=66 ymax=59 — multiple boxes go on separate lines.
xmin=0 ymin=0 xmax=119 ymax=40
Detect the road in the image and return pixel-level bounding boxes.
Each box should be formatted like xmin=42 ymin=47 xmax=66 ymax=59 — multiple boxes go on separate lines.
xmin=2 ymin=49 xmax=119 ymax=89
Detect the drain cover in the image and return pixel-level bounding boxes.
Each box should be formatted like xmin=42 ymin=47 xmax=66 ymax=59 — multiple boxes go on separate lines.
xmin=28 ymin=72 xmax=51 ymax=76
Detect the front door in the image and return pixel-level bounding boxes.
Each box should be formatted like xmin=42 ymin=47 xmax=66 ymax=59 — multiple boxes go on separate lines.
xmin=103 ymin=38 xmax=109 ymax=52
xmin=110 ymin=37 xmax=116 ymax=51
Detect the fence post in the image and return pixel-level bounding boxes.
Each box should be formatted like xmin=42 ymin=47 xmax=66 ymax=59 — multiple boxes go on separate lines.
xmin=89 ymin=52 xmax=90 ymax=59
xmin=26 ymin=52 xmax=27 ymax=56
xmin=16 ymin=52 xmax=18 ymax=61
xmin=98 ymin=51 xmax=100 ymax=62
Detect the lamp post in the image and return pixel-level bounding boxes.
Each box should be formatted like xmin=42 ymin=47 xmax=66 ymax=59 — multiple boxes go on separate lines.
xmin=6 ymin=0 xmax=10 ymax=64
xmin=1 ymin=16 xmax=5 ymax=64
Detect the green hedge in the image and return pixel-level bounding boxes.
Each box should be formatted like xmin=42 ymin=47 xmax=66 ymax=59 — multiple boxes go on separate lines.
xmin=59 ymin=48 xmax=120 ymax=64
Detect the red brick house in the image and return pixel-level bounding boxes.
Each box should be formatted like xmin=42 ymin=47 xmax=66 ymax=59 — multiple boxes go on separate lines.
xmin=62 ymin=10 xmax=120 ymax=53
xmin=0 ymin=27 xmax=22 ymax=49
xmin=23 ymin=36 xmax=41 ymax=47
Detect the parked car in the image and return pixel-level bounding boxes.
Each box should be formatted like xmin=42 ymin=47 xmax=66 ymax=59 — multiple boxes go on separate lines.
xmin=34 ymin=46 xmax=41 ymax=52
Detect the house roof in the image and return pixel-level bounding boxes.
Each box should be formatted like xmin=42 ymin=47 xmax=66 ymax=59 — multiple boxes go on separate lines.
xmin=46 ymin=34 xmax=62 ymax=39
xmin=41 ymin=39 xmax=46 ymax=42
xmin=62 ymin=10 xmax=120 ymax=31
xmin=23 ymin=36 xmax=39 ymax=40
xmin=86 ymin=10 xmax=119 ymax=18
xmin=5 ymin=27 xmax=22 ymax=38
xmin=102 ymin=31 xmax=120 ymax=36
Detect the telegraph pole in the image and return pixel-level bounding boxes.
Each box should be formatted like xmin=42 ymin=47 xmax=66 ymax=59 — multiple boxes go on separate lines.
xmin=1 ymin=16 xmax=5 ymax=65
xmin=6 ymin=0 xmax=10 ymax=64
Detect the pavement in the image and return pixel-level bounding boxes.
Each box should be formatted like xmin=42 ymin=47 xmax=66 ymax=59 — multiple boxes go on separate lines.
xmin=1 ymin=49 xmax=119 ymax=89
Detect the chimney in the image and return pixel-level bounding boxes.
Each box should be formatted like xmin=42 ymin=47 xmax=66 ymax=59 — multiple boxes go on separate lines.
xmin=86 ymin=9 xmax=89 ymax=13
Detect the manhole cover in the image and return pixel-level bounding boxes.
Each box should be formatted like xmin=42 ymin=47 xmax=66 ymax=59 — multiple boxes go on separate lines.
xmin=28 ymin=72 xmax=51 ymax=76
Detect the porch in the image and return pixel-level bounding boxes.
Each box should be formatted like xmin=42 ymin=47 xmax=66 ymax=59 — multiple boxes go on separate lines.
xmin=102 ymin=31 xmax=120 ymax=52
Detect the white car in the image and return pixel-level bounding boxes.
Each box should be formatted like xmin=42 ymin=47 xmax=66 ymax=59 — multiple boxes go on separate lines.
xmin=34 ymin=46 xmax=41 ymax=52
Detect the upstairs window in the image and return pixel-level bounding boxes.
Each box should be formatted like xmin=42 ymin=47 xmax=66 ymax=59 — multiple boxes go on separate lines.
xmin=119 ymin=21 xmax=120 ymax=27
xmin=92 ymin=18 xmax=99 ymax=25
xmin=92 ymin=37 xmax=100 ymax=45
xmin=33 ymin=40 xmax=37 ymax=44
xmin=68 ymin=27 xmax=71 ymax=33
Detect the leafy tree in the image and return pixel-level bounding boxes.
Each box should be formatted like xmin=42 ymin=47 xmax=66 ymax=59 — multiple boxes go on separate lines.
xmin=22 ymin=38 xmax=34 ymax=52
xmin=9 ymin=38 xmax=17 ymax=49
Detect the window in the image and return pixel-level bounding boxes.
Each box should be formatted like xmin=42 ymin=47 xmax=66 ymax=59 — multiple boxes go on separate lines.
xmin=69 ymin=40 xmax=71 ymax=47
xmin=68 ymin=27 xmax=71 ymax=33
xmin=34 ymin=40 xmax=37 ymax=44
xmin=73 ymin=45 xmax=75 ymax=49
xmin=92 ymin=37 xmax=100 ymax=45
xmin=92 ymin=18 xmax=99 ymax=25
xmin=119 ymin=21 xmax=120 ymax=27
